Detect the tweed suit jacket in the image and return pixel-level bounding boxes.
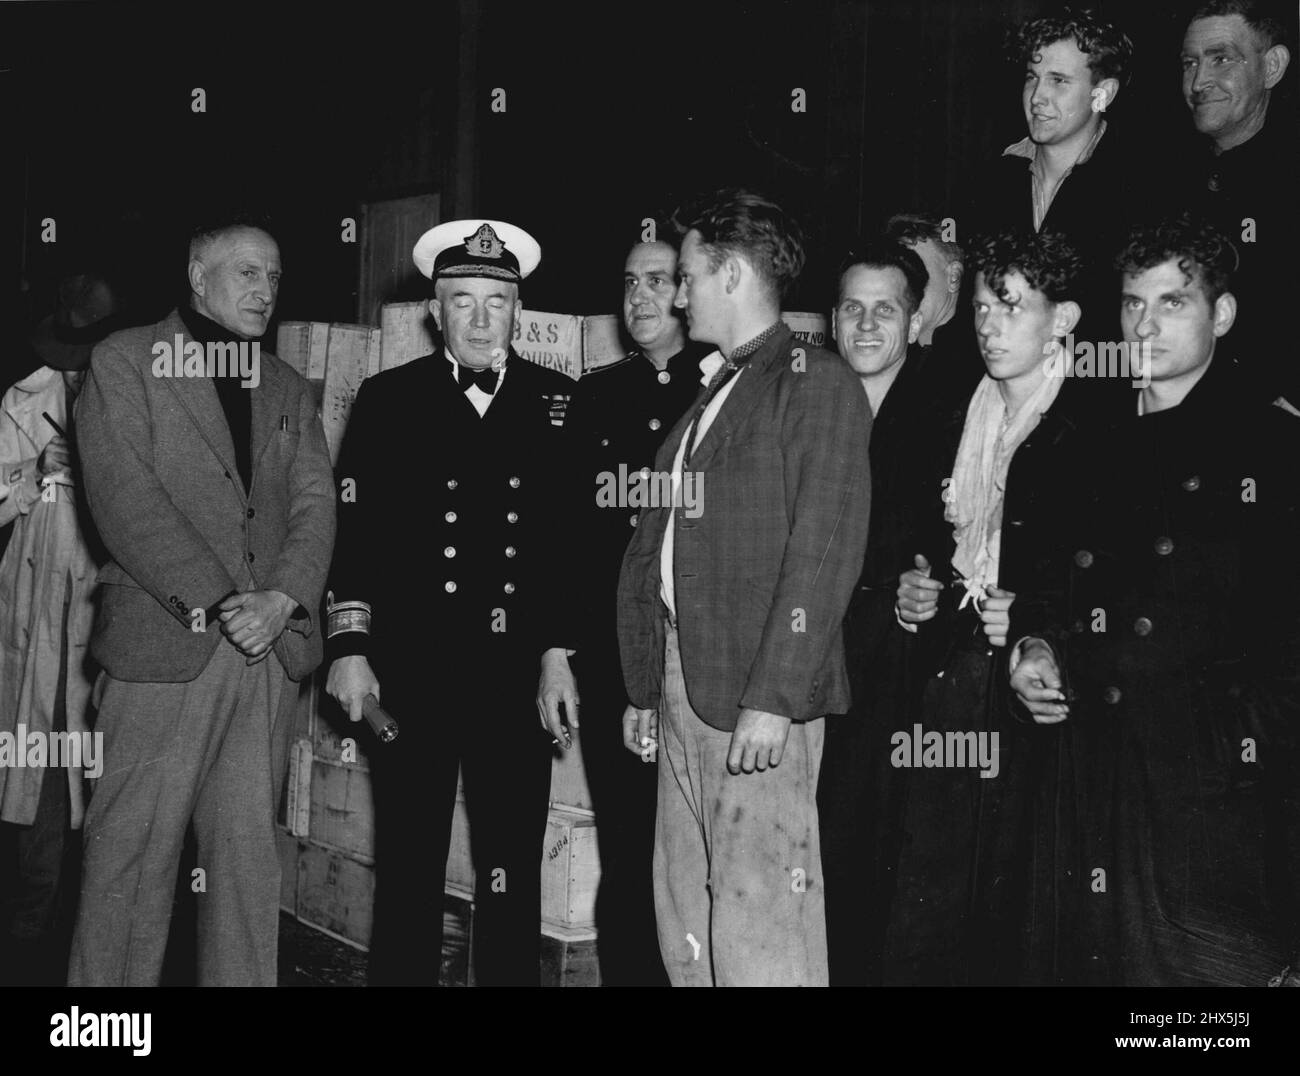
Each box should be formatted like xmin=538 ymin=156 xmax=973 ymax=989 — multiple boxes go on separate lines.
xmin=616 ymin=324 xmax=873 ymax=732
xmin=75 ymin=309 xmax=335 ymax=683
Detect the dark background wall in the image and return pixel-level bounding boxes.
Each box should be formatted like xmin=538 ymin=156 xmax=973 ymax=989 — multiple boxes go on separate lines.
xmin=3 ymin=0 xmax=1294 ymax=380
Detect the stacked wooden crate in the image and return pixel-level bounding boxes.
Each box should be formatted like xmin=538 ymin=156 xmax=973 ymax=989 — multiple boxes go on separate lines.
xmin=271 ymin=305 xmax=828 ymax=982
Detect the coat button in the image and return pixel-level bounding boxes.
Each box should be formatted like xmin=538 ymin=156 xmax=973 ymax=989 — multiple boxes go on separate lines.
xmin=1154 ymin=536 xmax=1174 ymax=556
xmin=1134 ymin=616 xmax=1153 ymax=637
xmin=248 ymin=551 xmax=256 ymax=563
xmin=503 ymin=582 xmax=515 ymax=594
xmin=657 ymin=370 xmax=671 ymax=384
xmin=445 ymin=511 xmax=457 ymax=523
xmin=1103 ymin=686 xmax=1122 ymax=705
xmin=639 ymin=467 xmax=651 ymax=480
xmin=630 ymin=514 xmax=638 ymax=527
xmin=508 ymin=476 xmax=520 ymax=488
xmin=447 ymin=479 xmax=458 ymax=490
xmin=444 ymin=546 xmax=456 ymax=558
xmin=507 ymin=511 xmax=519 ymax=523
xmin=445 ymin=581 xmax=457 ymax=593
xmin=648 ymin=418 xmax=661 ymax=431
xmin=600 ymin=438 xmax=610 ymax=447
xmin=246 ymin=507 xmax=255 ymax=519
xmin=1074 ymin=549 xmax=1094 ymax=569
xmin=505 ymin=546 xmax=517 ymax=557
xmin=1181 ymin=475 xmax=1201 ymax=491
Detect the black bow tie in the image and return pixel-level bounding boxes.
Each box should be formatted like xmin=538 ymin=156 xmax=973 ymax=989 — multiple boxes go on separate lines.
xmin=456 ymin=364 xmax=500 ymax=395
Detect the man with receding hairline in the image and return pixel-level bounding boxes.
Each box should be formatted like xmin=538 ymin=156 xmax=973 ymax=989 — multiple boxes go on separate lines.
xmin=68 ymin=215 xmax=335 ymax=986
xmin=1177 ymin=0 xmax=1296 ymax=404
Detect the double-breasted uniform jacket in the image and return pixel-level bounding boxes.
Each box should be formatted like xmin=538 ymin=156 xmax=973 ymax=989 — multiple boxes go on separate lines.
xmin=1010 ymin=355 xmax=1300 ymax=984
xmin=616 ymin=324 xmax=873 ymax=732
xmin=326 ymin=348 xmax=581 ymax=701
xmin=565 ymin=343 xmax=711 ymax=664
xmin=74 ymin=310 xmax=335 ymax=683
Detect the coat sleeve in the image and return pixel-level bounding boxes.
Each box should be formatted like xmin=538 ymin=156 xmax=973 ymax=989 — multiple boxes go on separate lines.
xmin=264 ymin=377 xmax=336 ymax=637
xmin=75 ymin=335 xmax=237 ymax=627
xmin=738 ymin=359 xmax=873 ymax=720
xmin=324 ymin=378 xmax=381 ymax=663
xmin=0 ymin=394 xmax=43 ymax=529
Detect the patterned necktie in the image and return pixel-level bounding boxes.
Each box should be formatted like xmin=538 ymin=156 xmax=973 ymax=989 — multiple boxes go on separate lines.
xmin=681 ymin=322 xmax=781 ymax=465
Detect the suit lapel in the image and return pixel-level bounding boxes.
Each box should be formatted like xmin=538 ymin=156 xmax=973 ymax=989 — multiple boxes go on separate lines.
xmin=684 ymin=333 xmax=789 ymax=473
xmin=157 ymin=314 xmax=241 ymax=482
xmin=249 ymin=353 xmax=289 ymax=486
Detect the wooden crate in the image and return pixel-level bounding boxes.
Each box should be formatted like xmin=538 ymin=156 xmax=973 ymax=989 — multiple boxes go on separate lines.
xmin=541 ymin=808 xmax=600 ymax=928
xmin=581 ymin=313 xmax=625 ymax=373
xmin=540 ymin=923 xmax=600 ymax=988
xmin=511 ymin=310 xmax=582 ymax=381
xmin=380 ymin=300 xmax=434 ymax=372
xmin=296 ymin=843 xmax=375 ymax=949
xmin=549 ymin=743 xmax=594 ymax=813
xmin=276 ymin=827 xmax=299 ymax=914
xmin=307 ymin=759 xmax=375 ymax=861
xmin=322 ymin=323 xmax=380 ymax=465
xmin=781 ymin=310 xmax=829 ymax=349
xmin=446 ymin=795 xmax=475 ymax=897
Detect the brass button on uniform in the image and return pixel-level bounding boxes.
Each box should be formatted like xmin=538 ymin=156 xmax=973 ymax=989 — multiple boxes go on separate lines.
xmin=1154 ymin=536 xmax=1174 ymax=556
xmin=600 ymin=438 xmax=610 ymax=447
xmin=639 ymin=467 xmax=651 ymax=480
xmin=447 ymin=479 xmax=458 ymax=490
xmin=503 ymin=582 xmax=516 ymax=594
xmin=445 ymin=581 xmax=457 ymax=593
xmin=505 ymin=546 xmax=517 ymax=558
xmin=648 ymin=418 xmax=661 ymax=431
xmin=506 ymin=511 xmax=519 ymax=523
xmin=629 ymin=514 xmax=638 ymax=527
xmin=444 ymin=546 xmax=456 ymax=558
xmin=1181 ymin=475 xmax=1201 ymax=491
xmin=1134 ymin=616 xmax=1153 ymax=637
xmin=508 ymin=476 xmax=521 ymax=489
xmin=1103 ymin=686 xmax=1122 ymax=705
xmin=657 ymin=370 xmax=671 ymax=384
xmin=1074 ymin=550 xmax=1094 ymax=569
xmin=445 ymin=511 xmax=457 ymax=523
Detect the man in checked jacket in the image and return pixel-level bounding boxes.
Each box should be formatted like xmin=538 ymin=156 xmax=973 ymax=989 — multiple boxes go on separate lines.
xmin=616 ymin=189 xmax=872 ymax=986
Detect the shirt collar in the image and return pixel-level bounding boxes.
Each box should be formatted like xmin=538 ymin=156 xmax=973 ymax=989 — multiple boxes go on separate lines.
xmin=1003 ymin=118 xmax=1107 ymax=167
xmin=729 ymin=320 xmax=784 ymax=363
xmin=444 ymin=348 xmax=506 ymax=387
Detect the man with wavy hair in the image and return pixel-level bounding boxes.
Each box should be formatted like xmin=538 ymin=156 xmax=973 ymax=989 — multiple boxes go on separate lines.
xmin=1010 ymin=216 xmax=1300 ymax=985
xmin=616 ymin=189 xmax=872 ymax=986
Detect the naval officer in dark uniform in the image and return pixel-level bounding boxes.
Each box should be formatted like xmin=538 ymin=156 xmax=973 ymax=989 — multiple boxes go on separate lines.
xmin=565 ymin=237 xmax=711 ymax=985
xmin=325 ymin=219 xmax=581 ymax=986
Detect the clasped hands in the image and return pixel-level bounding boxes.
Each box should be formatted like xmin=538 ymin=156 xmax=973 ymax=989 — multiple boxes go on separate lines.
xmin=218 ymin=589 xmax=296 ymax=665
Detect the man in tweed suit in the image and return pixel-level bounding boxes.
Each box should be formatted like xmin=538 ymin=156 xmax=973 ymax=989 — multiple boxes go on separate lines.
xmin=616 ymin=189 xmax=872 ymax=986
xmin=68 ymin=217 xmax=335 ymax=985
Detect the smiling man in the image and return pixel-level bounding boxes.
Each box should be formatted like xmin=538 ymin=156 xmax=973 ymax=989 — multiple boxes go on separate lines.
xmin=970 ymin=11 xmax=1142 ymax=353
xmin=817 ymin=239 xmax=940 ymax=985
xmin=69 ymin=214 xmax=335 ymax=985
xmin=1177 ymin=0 xmax=1295 ymax=404
xmin=1009 ymin=216 xmax=1300 ymax=985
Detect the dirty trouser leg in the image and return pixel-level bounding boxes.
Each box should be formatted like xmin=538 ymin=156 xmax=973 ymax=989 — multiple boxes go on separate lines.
xmin=706 ymin=711 xmax=827 ymax=986
xmin=653 ymin=624 xmax=715 ymax=986
xmin=653 ymin=623 xmax=829 ymax=986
